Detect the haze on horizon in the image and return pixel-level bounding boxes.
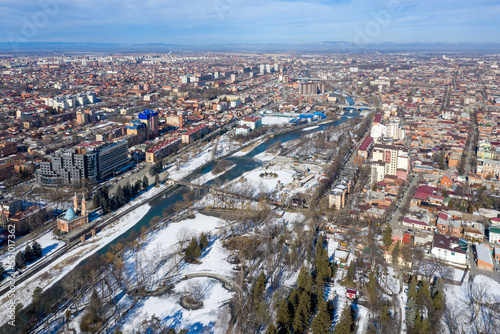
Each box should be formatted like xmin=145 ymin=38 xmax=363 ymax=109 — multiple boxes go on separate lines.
xmin=1 ymin=0 xmax=499 ymax=45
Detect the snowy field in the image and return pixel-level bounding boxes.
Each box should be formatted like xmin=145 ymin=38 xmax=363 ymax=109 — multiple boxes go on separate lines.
xmin=444 ymin=274 xmax=500 ymax=333
xmin=229 ymin=166 xmax=296 ymax=194
xmin=115 ymin=213 xmax=237 ymax=333
xmin=121 ymin=277 xmax=232 ymax=334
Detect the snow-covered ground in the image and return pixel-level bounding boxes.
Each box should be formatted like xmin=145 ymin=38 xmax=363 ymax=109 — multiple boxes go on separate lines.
xmin=114 ymin=213 xmax=237 ymax=333
xmin=254 ymin=151 xmax=279 ymax=162
xmin=444 ymin=274 xmax=500 ymax=333
xmin=230 ymin=166 xmax=296 ymax=194
xmin=0 ymin=230 xmax=65 ymax=271
xmin=168 ymin=133 xmax=240 ymax=181
xmin=122 ymin=277 xmax=232 ymax=333
xmin=0 ymin=204 xmax=151 ymax=326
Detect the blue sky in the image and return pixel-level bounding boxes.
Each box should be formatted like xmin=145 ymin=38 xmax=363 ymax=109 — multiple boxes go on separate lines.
xmin=1 ymin=0 xmax=499 ymax=44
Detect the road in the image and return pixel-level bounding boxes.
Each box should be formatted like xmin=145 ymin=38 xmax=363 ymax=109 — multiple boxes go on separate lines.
xmin=0 ymin=239 xmax=80 ymax=296
xmin=467 ymin=246 xmax=500 ymax=284
xmin=388 ymin=173 xmax=420 ymax=230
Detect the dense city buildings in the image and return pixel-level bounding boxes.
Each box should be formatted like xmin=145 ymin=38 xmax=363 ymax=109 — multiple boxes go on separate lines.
xmin=2 ymin=50 xmax=500 ymax=333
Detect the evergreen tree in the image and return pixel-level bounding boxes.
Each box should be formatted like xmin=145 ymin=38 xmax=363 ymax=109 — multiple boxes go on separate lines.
xmin=155 ymin=173 xmax=160 ymax=185
xmin=142 ymin=175 xmax=149 ymax=190
xmin=199 ymin=232 xmax=209 ymax=250
xmin=266 ymin=323 xmax=278 ymax=334
xmin=413 ymin=309 xmax=422 ymax=333
xmin=334 ymin=304 xmax=354 ymax=334
xmin=251 ymin=272 xmax=266 ymax=312
xmin=292 ymin=292 xmax=311 ymax=333
xmin=92 ymin=194 xmax=100 ymax=208
xmin=382 ymin=224 xmax=393 ymax=249
xmin=102 ymin=197 xmax=110 ymax=214
xmin=24 ymin=245 xmax=33 ymax=262
xmin=380 ymin=304 xmax=391 ymax=330
xmin=185 ymin=238 xmax=201 ymax=262
xmin=32 ymin=241 xmax=43 ymax=258
xmin=276 ymin=299 xmax=291 ymax=334
xmin=417 ymin=280 xmax=431 ymax=312
xmin=102 ymin=185 xmax=109 ymax=199
xmin=116 ymin=185 xmax=125 ymax=206
xmin=345 ymin=264 xmax=354 ymax=284
xmin=314 ymin=236 xmax=331 ymax=283
xmin=123 ymin=183 xmax=132 ymax=200
xmin=366 ymin=271 xmax=379 ymax=306
xmin=15 ymin=251 xmax=26 ymax=270
xmin=311 ymin=297 xmax=331 ymax=334
xmin=297 ymin=266 xmax=312 ymax=294
xmin=432 ymin=278 xmax=444 ymax=298
xmin=135 ymin=180 xmax=142 ymax=194
xmin=431 ymin=278 xmax=446 ymax=311
xmin=288 ymin=288 xmax=301 ymax=310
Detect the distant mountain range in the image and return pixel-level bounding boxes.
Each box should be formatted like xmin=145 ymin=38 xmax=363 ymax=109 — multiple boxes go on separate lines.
xmin=1 ymin=41 xmax=500 ymax=54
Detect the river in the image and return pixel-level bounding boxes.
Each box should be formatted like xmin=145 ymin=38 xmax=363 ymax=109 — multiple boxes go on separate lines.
xmin=97 ymin=114 xmax=358 ymax=255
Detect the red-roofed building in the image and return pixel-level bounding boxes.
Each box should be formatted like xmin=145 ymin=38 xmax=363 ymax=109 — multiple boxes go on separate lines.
xmin=402 ymin=216 xmax=434 ymax=232
xmin=358 ymin=136 xmax=374 ymax=160
xmin=181 ymin=124 xmax=209 ymax=144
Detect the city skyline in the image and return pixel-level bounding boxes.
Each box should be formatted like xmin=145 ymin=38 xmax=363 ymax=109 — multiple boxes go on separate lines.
xmin=1 ymin=0 xmax=500 ymax=45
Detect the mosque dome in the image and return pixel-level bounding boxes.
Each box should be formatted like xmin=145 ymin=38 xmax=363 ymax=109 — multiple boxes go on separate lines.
xmin=64 ymin=208 xmax=77 ymax=220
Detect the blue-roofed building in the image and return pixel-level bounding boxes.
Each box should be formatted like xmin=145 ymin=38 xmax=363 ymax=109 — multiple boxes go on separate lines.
xmin=138 ymin=109 xmax=159 ymax=139
xmin=126 ymin=120 xmax=148 ymax=143
xmin=313 ymin=112 xmax=327 ymax=119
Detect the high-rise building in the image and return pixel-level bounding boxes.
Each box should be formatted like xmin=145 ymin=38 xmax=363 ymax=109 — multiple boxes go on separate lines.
xmin=37 ymin=140 xmax=129 ymax=186
xmin=371 ymin=143 xmax=410 ymax=183
xmin=138 ymin=109 xmax=159 ymax=139
xmin=76 ymin=111 xmax=89 ymax=125
xmin=298 ymin=82 xmax=319 ymax=95
xmin=386 ymin=117 xmax=406 ymax=140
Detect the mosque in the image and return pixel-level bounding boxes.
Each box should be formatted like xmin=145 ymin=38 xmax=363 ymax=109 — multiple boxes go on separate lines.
xmin=57 ymin=194 xmax=89 ymax=233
